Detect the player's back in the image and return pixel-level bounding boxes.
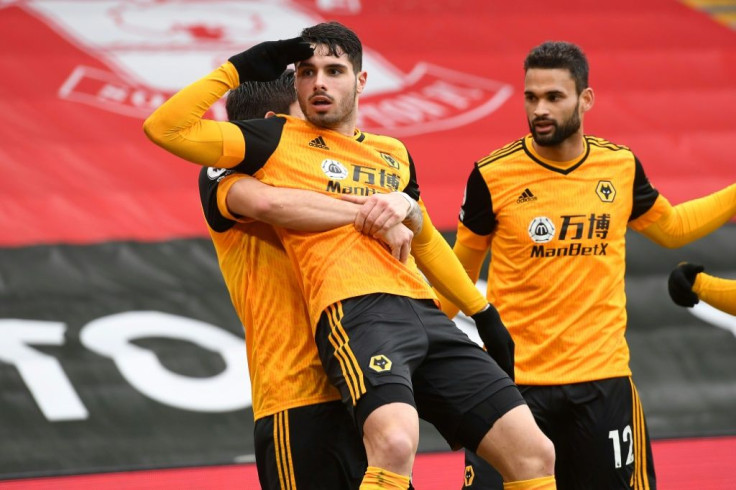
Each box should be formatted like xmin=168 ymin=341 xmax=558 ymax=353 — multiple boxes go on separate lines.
xmin=200 ymin=168 xmax=340 ymax=420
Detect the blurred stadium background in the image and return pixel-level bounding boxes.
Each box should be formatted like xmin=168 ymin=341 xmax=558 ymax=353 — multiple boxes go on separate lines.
xmin=1 ymin=0 xmax=734 ymax=488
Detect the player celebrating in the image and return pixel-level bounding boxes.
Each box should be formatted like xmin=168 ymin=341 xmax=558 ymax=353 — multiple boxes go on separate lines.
xmin=145 ymin=22 xmax=556 ymax=490
xmin=442 ymin=41 xmax=736 ymax=489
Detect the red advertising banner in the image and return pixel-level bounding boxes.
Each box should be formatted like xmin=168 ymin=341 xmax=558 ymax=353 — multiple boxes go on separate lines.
xmin=1 ymin=0 xmax=734 ymax=246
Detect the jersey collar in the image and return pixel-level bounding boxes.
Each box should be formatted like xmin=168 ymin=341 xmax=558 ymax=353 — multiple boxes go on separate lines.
xmin=522 ymin=134 xmax=590 ymax=175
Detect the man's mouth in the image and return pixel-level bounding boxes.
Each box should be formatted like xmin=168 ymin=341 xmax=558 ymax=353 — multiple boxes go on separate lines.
xmin=310 ymin=94 xmax=333 ymax=109
xmin=534 ymin=119 xmax=555 ymax=133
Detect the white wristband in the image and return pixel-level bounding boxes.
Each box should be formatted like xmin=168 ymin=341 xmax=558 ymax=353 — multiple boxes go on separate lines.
xmin=398 ymin=192 xmax=418 ymax=216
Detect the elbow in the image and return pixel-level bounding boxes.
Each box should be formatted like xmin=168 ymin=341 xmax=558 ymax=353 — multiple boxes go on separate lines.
xmin=142 ymin=113 xmax=164 ymax=146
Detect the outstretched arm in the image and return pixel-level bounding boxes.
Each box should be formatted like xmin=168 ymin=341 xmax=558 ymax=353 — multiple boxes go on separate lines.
xmin=695 ymin=273 xmax=736 ymax=315
xmin=633 ymin=183 xmax=736 ymax=248
xmin=668 ymin=262 xmax=736 ymax=315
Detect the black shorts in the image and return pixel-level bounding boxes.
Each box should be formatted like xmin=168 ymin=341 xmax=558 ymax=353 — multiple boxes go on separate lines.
xmin=254 ymin=400 xmax=366 ymax=490
xmin=463 ymin=377 xmax=656 ymax=489
xmin=315 ymin=293 xmax=520 ymax=450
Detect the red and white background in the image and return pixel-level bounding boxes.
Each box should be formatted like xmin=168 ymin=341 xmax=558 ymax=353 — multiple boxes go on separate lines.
xmin=0 ymin=0 xmax=735 ymax=488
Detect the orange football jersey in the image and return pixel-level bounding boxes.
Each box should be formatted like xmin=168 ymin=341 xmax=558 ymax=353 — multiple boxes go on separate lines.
xmin=458 ymin=134 xmax=662 ymax=384
xmin=225 ymin=116 xmax=436 ymax=326
xmin=199 ymin=168 xmax=340 ymax=420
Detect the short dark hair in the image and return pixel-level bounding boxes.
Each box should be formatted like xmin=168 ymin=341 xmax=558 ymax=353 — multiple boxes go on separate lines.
xmin=300 ymin=21 xmax=362 ymax=72
xmin=524 ymin=41 xmax=589 ymax=94
xmin=225 ymin=69 xmax=296 ymax=121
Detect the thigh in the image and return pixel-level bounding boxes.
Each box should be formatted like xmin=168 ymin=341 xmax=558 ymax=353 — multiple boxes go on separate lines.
xmin=315 ymin=294 xmax=428 ymax=410
xmin=410 ymin=300 xmax=517 ymax=450
xmin=254 ymin=401 xmax=367 ymax=490
xmin=461 ymin=384 xmax=565 ymax=490
xmin=563 ymin=378 xmax=656 ymax=490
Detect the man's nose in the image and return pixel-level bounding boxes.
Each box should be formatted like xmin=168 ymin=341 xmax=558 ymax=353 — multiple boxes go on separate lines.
xmin=313 ymin=71 xmax=327 ymax=91
xmin=534 ymin=101 xmax=549 ymax=117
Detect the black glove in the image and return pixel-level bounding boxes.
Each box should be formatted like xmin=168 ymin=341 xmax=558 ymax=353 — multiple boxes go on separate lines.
xmin=471 ymin=304 xmax=515 ymax=380
xmin=668 ymin=262 xmax=704 ymax=307
xmin=228 ymin=38 xmax=313 ymax=82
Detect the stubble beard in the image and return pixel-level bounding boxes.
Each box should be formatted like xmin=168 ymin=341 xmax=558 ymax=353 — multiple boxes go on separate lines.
xmin=302 ymin=88 xmax=358 ymax=130
xmin=529 ymin=102 xmax=581 ymax=147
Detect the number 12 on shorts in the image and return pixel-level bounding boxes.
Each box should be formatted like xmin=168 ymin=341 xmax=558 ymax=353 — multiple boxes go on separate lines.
xmin=608 ymin=426 xmax=634 ymax=468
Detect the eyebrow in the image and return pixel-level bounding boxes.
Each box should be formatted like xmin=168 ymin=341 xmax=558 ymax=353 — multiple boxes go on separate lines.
xmin=298 ymin=61 xmax=349 ymax=70
xmin=524 ymin=89 xmax=565 ymax=97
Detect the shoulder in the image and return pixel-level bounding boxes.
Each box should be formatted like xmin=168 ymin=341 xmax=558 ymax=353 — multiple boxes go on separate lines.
xmin=585 ymin=135 xmax=632 ymax=154
xmin=476 ymin=137 xmax=526 ymax=169
xmin=361 ymin=130 xmax=405 ymax=149
xmin=230 ymin=115 xmax=289 ymax=133
xmin=361 ymin=131 xmax=410 ymax=159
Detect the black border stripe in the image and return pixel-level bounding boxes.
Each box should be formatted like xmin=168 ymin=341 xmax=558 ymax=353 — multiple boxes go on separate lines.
xmin=477 ymin=140 xmax=524 ymax=168
xmin=521 ymin=137 xmax=590 ymax=175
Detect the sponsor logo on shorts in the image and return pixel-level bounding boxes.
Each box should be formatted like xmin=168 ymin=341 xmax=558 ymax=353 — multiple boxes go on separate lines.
xmin=463 ymin=465 xmax=475 ymax=486
xmin=369 ymin=355 xmax=392 ymax=373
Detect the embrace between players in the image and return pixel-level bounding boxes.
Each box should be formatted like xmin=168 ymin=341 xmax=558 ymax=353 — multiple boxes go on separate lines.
xmin=145 ymin=21 xmax=736 ymax=490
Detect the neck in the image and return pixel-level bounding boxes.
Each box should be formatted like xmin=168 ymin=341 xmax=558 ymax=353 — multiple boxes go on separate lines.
xmin=532 ymin=131 xmax=585 ymax=162
xmin=333 ymin=102 xmax=359 ymax=136
xmin=332 ymin=118 xmax=356 ymax=137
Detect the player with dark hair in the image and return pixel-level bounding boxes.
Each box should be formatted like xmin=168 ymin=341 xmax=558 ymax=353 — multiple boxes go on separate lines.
xmin=668 ymin=262 xmax=736 ymax=315
xmin=146 ymin=21 xmax=556 ymax=490
xmin=200 ymin=69 xmax=383 ymax=489
xmin=225 ymin=69 xmax=299 ymax=122
xmin=441 ymin=40 xmax=736 ymax=489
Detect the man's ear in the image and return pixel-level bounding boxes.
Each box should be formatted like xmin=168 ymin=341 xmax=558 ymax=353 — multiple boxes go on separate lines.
xmin=580 ymin=87 xmax=594 ymax=113
xmin=356 ymin=70 xmax=367 ymax=94
xmin=265 ymin=111 xmax=277 ymax=118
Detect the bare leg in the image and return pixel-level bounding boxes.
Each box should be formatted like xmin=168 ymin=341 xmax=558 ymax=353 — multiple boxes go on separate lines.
xmin=361 ymin=402 xmax=419 ymax=476
xmin=476 ymin=405 xmax=555 ymax=482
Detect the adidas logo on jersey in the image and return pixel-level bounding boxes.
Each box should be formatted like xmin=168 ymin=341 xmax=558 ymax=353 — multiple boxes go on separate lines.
xmin=308 ymin=136 xmax=329 ymax=150
xmin=517 ymin=188 xmax=537 ymax=203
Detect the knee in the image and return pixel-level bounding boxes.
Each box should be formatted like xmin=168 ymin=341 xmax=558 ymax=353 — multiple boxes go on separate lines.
xmin=475 ymin=408 xmax=556 ymax=481
xmin=494 ymin=434 xmax=556 ymax=482
xmin=530 ymin=435 xmax=556 ymax=476
xmin=361 ymin=403 xmax=419 ymax=472
xmin=364 ymin=427 xmax=417 ymax=464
